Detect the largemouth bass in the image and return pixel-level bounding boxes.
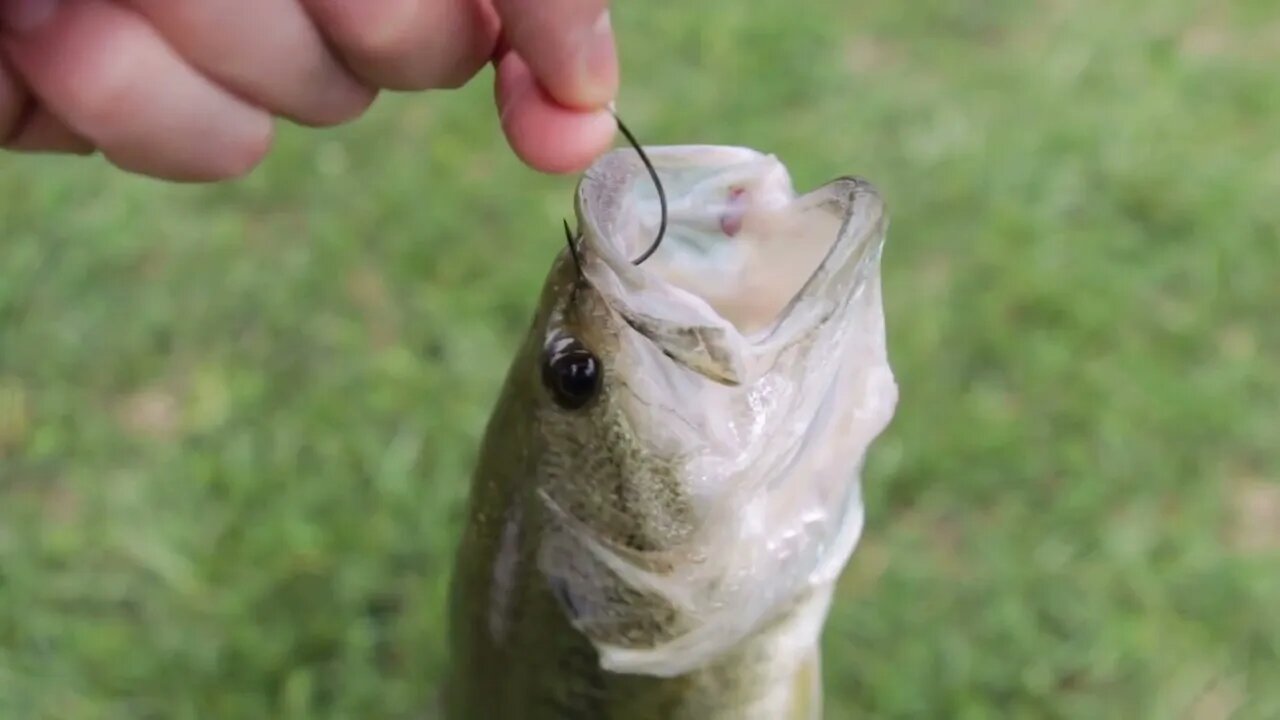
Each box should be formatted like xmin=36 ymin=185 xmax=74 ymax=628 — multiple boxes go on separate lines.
xmin=444 ymin=143 xmax=898 ymax=719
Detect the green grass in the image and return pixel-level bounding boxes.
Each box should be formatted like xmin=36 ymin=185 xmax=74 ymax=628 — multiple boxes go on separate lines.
xmin=2 ymin=1 xmax=1278 ymax=717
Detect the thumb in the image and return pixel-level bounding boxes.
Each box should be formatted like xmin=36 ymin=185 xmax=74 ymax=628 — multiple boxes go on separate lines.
xmin=492 ymin=0 xmax=616 ymax=110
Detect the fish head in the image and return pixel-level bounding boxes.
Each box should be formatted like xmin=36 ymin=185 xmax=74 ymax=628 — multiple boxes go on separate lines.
xmin=526 ymin=145 xmax=898 ymax=677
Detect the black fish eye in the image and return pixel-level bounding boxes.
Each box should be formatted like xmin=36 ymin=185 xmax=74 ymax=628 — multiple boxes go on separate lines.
xmin=542 ymin=340 xmax=602 ymax=410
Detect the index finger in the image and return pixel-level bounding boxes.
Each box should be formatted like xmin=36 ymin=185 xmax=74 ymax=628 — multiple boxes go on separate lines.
xmin=492 ymin=0 xmax=616 ymax=110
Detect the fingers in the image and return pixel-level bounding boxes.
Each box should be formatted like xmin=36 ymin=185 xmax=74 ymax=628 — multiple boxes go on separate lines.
xmin=301 ymin=0 xmax=499 ymax=91
xmin=494 ymin=51 xmax=615 ymax=174
xmin=0 ymin=0 xmax=620 ymax=181
xmin=492 ymin=0 xmax=616 ymax=110
xmin=3 ymin=0 xmax=274 ymax=182
xmin=489 ymin=0 xmax=620 ymax=174
xmin=123 ymin=0 xmax=374 ymax=127
xmin=1 ymin=52 xmax=92 ymax=153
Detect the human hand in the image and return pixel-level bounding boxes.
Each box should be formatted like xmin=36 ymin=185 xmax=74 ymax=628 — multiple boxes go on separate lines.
xmin=0 ymin=0 xmax=618 ymax=181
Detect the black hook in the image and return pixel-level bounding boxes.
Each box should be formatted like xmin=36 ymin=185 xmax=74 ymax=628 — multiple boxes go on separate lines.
xmin=610 ymin=111 xmax=668 ymax=266
xmin=561 ymin=112 xmax=669 ymax=271
xmin=563 ymin=218 xmax=584 ymax=278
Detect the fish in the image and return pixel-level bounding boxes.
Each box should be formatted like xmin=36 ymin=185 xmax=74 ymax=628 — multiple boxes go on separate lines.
xmin=442 ymin=142 xmax=898 ymax=719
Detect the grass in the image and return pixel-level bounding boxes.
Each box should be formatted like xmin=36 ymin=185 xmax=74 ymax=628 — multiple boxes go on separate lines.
xmin=1 ymin=0 xmax=1278 ymax=717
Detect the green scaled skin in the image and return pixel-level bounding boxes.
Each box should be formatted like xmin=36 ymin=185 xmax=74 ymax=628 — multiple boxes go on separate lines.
xmin=442 ymin=256 xmax=822 ymax=720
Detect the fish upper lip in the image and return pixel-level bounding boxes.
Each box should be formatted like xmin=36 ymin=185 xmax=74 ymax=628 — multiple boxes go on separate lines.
xmin=752 ymin=174 xmax=887 ymax=344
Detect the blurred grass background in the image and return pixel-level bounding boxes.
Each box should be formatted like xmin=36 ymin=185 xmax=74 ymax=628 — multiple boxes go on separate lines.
xmin=2 ymin=0 xmax=1278 ymax=717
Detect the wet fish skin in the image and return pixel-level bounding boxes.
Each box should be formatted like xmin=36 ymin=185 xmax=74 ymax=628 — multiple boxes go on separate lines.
xmin=443 ymin=146 xmax=896 ymax=719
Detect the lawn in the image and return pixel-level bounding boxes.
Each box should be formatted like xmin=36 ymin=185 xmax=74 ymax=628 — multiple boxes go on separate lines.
xmin=2 ymin=1 xmax=1278 ymax=718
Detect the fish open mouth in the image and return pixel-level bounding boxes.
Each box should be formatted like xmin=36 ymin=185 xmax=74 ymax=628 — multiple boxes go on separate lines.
xmin=575 ymin=145 xmax=887 ymax=385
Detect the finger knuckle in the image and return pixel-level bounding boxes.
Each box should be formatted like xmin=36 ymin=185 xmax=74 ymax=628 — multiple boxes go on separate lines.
xmin=339 ymin=3 xmax=490 ymax=91
xmin=348 ymin=9 xmax=422 ymax=71
xmin=64 ymin=41 xmax=143 ymax=144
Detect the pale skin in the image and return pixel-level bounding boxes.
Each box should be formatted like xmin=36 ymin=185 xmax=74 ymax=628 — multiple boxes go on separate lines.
xmin=0 ymin=0 xmax=618 ymax=181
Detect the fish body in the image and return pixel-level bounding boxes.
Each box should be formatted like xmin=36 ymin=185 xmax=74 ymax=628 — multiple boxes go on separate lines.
xmin=443 ymin=145 xmax=898 ymax=719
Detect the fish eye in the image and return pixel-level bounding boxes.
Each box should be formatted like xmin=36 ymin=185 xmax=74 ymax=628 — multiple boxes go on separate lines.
xmin=542 ymin=340 xmax=602 ymax=411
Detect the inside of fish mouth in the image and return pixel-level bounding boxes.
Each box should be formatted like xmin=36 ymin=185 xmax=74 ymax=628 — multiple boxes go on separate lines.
xmin=622 ymin=160 xmax=843 ymax=336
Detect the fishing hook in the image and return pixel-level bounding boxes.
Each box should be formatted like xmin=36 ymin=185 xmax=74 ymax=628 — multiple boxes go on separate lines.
xmin=563 ymin=218 xmax=584 ymax=279
xmin=561 ymin=112 xmax=669 ymax=271
xmin=611 ymin=111 xmax=668 ymax=266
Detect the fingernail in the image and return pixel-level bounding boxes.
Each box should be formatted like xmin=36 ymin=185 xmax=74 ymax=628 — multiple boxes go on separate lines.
xmin=578 ymin=11 xmax=618 ymax=106
xmin=1 ymin=0 xmax=60 ymax=34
